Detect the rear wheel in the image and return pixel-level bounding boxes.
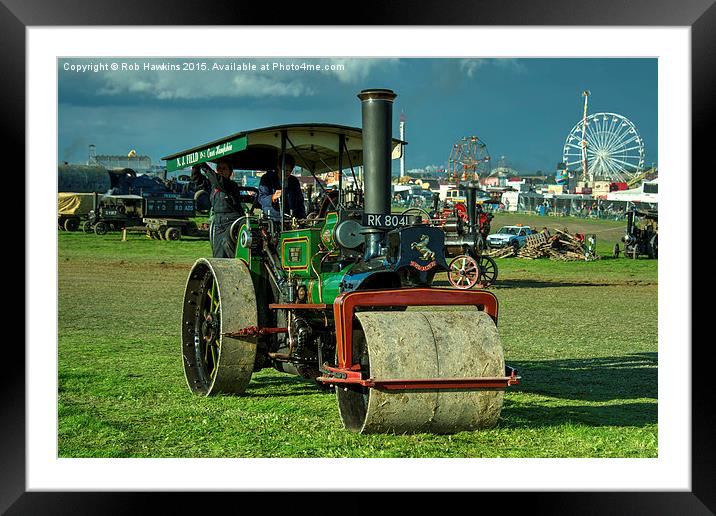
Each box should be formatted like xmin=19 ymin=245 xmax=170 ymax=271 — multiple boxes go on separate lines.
xmin=477 ymin=256 xmax=498 ymax=287
xmin=83 ymin=221 xmax=94 ymax=233
xmin=182 ymin=258 xmax=258 ymax=395
xmin=63 ymin=217 xmax=80 ymax=231
xmin=165 ymin=227 xmax=181 ymax=241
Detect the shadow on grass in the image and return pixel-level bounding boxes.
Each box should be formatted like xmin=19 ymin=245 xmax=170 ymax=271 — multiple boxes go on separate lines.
xmin=502 ymin=399 xmax=657 ymax=428
xmin=509 ymin=352 xmax=657 ymax=403
xmin=245 ymin=374 xmax=334 ymax=397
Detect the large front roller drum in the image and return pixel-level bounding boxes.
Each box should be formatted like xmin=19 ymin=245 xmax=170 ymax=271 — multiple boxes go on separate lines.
xmin=181 ymin=258 xmax=258 ymax=395
xmin=336 ymin=309 xmax=504 ymax=434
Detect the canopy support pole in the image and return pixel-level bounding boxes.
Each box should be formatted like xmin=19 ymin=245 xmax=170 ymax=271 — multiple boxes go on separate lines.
xmin=280 ymin=130 xmax=287 ymax=230
xmin=338 ymin=133 xmax=344 ymax=208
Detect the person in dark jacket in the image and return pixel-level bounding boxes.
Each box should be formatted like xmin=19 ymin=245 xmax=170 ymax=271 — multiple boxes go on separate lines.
xmin=191 ymin=159 xmax=255 ymax=258
xmin=258 ymin=154 xmax=306 ymax=221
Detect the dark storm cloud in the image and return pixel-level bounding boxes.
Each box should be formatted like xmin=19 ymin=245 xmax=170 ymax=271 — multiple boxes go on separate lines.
xmin=58 ymin=57 xmax=657 ymax=174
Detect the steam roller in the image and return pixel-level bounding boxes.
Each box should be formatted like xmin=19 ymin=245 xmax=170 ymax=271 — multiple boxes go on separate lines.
xmin=169 ymin=87 xmax=519 ymax=434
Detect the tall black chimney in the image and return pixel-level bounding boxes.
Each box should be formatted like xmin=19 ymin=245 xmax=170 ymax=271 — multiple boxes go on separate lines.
xmin=466 ymin=183 xmax=478 ymax=233
xmin=358 ymin=88 xmax=397 ymax=259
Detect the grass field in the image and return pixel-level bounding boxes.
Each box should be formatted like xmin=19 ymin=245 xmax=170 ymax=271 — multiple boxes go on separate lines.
xmin=57 ymin=215 xmax=657 ymax=458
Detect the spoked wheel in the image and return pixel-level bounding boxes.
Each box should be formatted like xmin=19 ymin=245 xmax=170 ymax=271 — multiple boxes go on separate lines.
xmin=336 ymin=310 xmax=505 ymax=434
xmin=476 ymin=255 xmax=498 ymax=287
xmin=83 ymin=221 xmax=94 ymax=233
xmin=64 ymin=217 xmax=80 ymax=231
xmin=447 ymin=255 xmax=479 ymax=289
xmin=182 ymin=258 xmax=258 ymax=395
xmin=94 ymin=221 xmax=108 ymax=235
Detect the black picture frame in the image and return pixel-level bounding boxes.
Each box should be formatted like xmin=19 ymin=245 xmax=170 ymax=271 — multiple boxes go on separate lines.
xmin=8 ymin=1 xmax=708 ymax=513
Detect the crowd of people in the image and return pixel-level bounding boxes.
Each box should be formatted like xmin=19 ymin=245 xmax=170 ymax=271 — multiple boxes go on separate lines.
xmin=515 ymin=199 xmax=636 ymax=220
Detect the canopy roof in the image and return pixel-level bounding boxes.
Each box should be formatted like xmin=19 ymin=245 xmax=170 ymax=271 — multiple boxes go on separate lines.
xmin=105 ymin=194 xmax=145 ymax=200
xmin=162 ymin=124 xmax=406 ymax=174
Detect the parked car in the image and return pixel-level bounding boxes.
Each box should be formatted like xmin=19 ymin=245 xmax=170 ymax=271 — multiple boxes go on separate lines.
xmin=486 ymin=225 xmax=534 ymax=249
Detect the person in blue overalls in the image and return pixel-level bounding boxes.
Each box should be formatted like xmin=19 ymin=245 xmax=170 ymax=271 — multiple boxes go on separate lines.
xmin=257 ymin=154 xmax=306 ymax=221
xmin=191 ymin=159 xmax=256 ymax=258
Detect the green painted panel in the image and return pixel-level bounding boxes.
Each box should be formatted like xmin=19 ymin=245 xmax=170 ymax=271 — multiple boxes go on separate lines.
xmin=314 ymin=267 xmax=351 ymax=304
xmin=280 ymin=229 xmax=321 ymax=278
xmin=320 ymin=211 xmax=339 ymax=251
xmin=234 ymin=217 xmax=263 ymax=279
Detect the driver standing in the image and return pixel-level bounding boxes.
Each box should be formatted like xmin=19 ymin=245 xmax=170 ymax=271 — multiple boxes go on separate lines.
xmin=191 ymin=159 xmax=255 ymax=258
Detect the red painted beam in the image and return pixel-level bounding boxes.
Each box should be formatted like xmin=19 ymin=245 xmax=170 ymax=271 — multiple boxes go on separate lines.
xmin=317 ymin=375 xmax=519 ymax=390
xmin=269 ymin=303 xmax=328 ymax=310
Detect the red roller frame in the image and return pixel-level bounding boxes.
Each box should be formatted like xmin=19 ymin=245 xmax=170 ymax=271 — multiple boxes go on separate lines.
xmin=332 ymin=287 xmax=499 ymax=369
xmin=319 ymin=287 xmax=517 ymax=389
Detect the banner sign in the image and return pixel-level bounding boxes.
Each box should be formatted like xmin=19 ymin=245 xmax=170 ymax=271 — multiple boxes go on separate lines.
xmin=166 ymin=136 xmax=248 ymax=172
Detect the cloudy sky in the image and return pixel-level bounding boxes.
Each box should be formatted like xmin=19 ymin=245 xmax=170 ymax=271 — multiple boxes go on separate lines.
xmin=58 ymin=57 xmax=657 ymax=176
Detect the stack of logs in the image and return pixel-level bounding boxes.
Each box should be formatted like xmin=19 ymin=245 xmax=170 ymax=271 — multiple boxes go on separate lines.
xmin=483 ymin=228 xmax=597 ymax=261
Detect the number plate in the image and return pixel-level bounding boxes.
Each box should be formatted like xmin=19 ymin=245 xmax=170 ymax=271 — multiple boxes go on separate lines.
xmin=362 ymin=213 xmax=416 ymax=229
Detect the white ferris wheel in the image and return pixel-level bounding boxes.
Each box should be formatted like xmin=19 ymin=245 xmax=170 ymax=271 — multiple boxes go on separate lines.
xmin=563 ymin=107 xmax=645 ymax=183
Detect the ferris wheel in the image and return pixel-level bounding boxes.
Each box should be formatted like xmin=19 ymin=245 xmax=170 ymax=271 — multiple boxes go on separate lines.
xmin=448 ymin=136 xmax=491 ymax=181
xmin=563 ymin=111 xmax=645 ymax=182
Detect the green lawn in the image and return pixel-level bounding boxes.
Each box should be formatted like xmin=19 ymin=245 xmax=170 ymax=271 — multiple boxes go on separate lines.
xmin=57 ymin=227 xmax=657 ymax=458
